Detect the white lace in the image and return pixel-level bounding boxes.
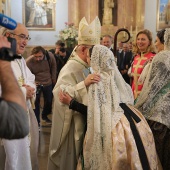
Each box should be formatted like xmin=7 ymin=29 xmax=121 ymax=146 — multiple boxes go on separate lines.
xmin=84 ymin=45 xmax=134 ymax=170
xmin=135 ymin=50 xmax=170 ymax=128
xmin=164 ymin=28 xmax=170 ymax=50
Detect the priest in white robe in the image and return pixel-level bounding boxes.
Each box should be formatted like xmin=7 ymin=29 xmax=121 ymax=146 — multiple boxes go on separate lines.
xmin=48 ymin=17 xmax=101 ymax=170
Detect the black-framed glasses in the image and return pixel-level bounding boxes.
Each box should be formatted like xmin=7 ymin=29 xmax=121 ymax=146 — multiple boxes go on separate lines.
xmin=11 ymin=33 xmax=31 ymax=41
xmin=33 ymin=55 xmax=44 ymax=60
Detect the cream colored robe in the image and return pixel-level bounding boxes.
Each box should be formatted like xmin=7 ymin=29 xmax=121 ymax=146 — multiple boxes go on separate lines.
xmin=48 ymin=54 xmax=89 ymax=170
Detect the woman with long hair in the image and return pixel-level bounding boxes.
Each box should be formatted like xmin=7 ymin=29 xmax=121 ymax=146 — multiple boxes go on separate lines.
xmin=131 ymin=29 xmax=156 ymax=100
xmin=135 ymin=28 xmax=170 ymax=170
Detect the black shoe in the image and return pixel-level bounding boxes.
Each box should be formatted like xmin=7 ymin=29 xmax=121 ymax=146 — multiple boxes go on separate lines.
xmin=41 ymin=117 xmax=52 ymax=125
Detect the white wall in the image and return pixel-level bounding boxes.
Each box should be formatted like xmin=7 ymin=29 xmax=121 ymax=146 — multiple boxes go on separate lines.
xmin=11 ymin=0 xmax=68 ymax=46
xmin=144 ymin=0 xmax=157 ymax=39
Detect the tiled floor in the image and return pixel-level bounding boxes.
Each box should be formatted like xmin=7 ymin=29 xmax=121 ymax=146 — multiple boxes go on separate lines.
xmin=38 ymin=115 xmax=52 ymax=170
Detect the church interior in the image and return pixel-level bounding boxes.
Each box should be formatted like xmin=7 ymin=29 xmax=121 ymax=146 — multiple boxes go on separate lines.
xmin=0 ymin=0 xmax=170 ymax=170
xmin=0 ymin=0 xmax=165 ymax=56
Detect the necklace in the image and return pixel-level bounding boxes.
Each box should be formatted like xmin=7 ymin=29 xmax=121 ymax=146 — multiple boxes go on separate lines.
xmin=16 ymin=59 xmax=25 ymax=86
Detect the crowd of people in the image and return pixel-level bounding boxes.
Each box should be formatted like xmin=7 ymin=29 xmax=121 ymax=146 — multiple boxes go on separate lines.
xmin=0 ymin=14 xmax=170 ymax=170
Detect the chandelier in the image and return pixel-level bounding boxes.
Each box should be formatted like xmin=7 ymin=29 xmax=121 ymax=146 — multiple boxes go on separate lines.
xmin=35 ymin=0 xmax=57 ymax=4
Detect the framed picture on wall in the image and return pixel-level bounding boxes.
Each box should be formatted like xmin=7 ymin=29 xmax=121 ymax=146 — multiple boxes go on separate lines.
xmin=22 ymin=0 xmax=56 ymax=30
xmin=157 ymin=0 xmax=170 ymax=31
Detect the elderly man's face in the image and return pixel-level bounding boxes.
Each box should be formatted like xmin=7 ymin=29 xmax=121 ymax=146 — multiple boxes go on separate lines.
xmin=11 ymin=24 xmax=30 ymax=55
xmin=102 ymin=37 xmax=112 ymax=48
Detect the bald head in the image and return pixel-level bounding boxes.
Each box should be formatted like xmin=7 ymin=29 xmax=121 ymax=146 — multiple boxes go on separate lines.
xmin=102 ymin=35 xmax=113 ymax=48
xmin=75 ymin=44 xmax=92 ymax=63
xmin=123 ymin=43 xmax=129 ymax=52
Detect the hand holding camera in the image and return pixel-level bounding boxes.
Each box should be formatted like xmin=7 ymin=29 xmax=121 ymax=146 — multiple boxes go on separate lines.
xmin=0 ymin=14 xmax=21 ymax=61
xmin=0 ymin=36 xmax=21 ymax=61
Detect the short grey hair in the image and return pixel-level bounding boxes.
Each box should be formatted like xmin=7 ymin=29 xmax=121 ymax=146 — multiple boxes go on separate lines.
xmin=0 ymin=27 xmax=14 ymax=36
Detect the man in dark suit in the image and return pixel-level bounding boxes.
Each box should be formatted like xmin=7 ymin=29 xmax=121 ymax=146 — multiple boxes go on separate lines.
xmin=117 ymin=43 xmax=132 ymax=84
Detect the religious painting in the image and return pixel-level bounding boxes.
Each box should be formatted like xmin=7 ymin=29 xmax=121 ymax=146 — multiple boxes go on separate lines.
xmin=157 ymin=0 xmax=170 ymax=30
xmin=23 ymin=0 xmax=56 ymax=30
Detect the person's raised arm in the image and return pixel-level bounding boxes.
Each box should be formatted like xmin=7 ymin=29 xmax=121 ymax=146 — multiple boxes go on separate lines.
xmin=0 ymin=61 xmax=27 ymax=110
xmin=0 ymin=36 xmax=29 ymax=139
xmin=0 ymin=36 xmax=26 ymax=110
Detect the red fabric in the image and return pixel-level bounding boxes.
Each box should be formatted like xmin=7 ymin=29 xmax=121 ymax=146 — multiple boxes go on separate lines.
xmin=131 ymin=52 xmax=156 ymax=99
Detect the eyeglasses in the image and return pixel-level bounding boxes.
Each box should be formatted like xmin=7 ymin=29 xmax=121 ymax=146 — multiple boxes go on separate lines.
xmin=33 ymin=54 xmax=44 ymax=60
xmin=11 ymin=33 xmax=31 ymax=41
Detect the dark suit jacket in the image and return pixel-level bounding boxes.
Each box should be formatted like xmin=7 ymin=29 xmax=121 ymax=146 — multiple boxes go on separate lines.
xmin=55 ymin=50 xmax=70 ymax=79
xmin=110 ymin=48 xmax=114 ymax=55
xmin=117 ymin=51 xmax=133 ymax=71
xmin=117 ymin=50 xmax=133 ymax=84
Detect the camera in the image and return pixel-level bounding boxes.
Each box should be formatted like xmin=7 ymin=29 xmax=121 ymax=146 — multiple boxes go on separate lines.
xmin=7 ymin=37 xmax=17 ymax=55
xmin=0 ymin=37 xmax=21 ymax=61
xmin=36 ymin=84 xmax=43 ymax=95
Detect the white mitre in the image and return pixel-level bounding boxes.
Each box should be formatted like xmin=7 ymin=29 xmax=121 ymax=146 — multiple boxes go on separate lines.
xmin=78 ymin=16 xmax=101 ymax=45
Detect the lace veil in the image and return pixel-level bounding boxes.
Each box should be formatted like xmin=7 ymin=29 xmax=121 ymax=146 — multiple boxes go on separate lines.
xmin=83 ymin=45 xmax=134 ymax=170
xmin=164 ymin=28 xmax=170 ymax=50
xmin=135 ymin=28 xmax=170 ymax=128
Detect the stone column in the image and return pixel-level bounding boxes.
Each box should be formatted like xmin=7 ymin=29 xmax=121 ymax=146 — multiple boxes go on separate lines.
xmin=68 ymin=0 xmax=79 ymax=27
xmin=0 ymin=0 xmax=2 ymax=13
xmin=135 ymin=0 xmax=144 ymax=30
xmin=68 ymin=0 xmax=99 ymax=26
xmin=89 ymin=0 xmax=99 ymax=22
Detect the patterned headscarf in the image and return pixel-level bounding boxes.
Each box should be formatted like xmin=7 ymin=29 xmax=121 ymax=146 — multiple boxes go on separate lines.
xmin=84 ymin=45 xmax=134 ymax=170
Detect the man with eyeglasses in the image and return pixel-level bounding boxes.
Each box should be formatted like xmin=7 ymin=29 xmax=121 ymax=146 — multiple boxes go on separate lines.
xmin=48 ymin=17 xmax=101 ymax=170
xmin=0 ymin=23 xmax=39 ymax=170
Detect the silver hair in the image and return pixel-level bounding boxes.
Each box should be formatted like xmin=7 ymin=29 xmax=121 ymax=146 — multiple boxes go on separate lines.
xmin=0 ymin=27 xmax=13 ymax=36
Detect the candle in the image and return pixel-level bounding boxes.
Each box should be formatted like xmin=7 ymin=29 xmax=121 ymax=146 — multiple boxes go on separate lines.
xmin=130 ymin=25 xmax=132 ymax=36
xmin=135 ymin=26 xmax=138 ymax=35
xmin=123 ymin=26 xmax=125 ymax=37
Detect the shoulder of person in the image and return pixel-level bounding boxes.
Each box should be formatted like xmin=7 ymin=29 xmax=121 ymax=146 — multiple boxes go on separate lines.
xmin=46 ymin=51 xmax=55 ymax=59
xmin=26 ymin=55 xmax=34 ymax=63
xmin=48 ymin=49 xmax=55 ymax=55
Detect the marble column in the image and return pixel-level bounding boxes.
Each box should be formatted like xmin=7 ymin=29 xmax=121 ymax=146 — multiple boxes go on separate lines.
xmin=68 ymin=0 xmax=79 ymax=27
xmin=89 ymin=0 xmax=99 ymax=22
xmin=68 ymin=0 xmax=99 ymax=26
xmin=135 ymin=0 xmax=144 ymax=30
